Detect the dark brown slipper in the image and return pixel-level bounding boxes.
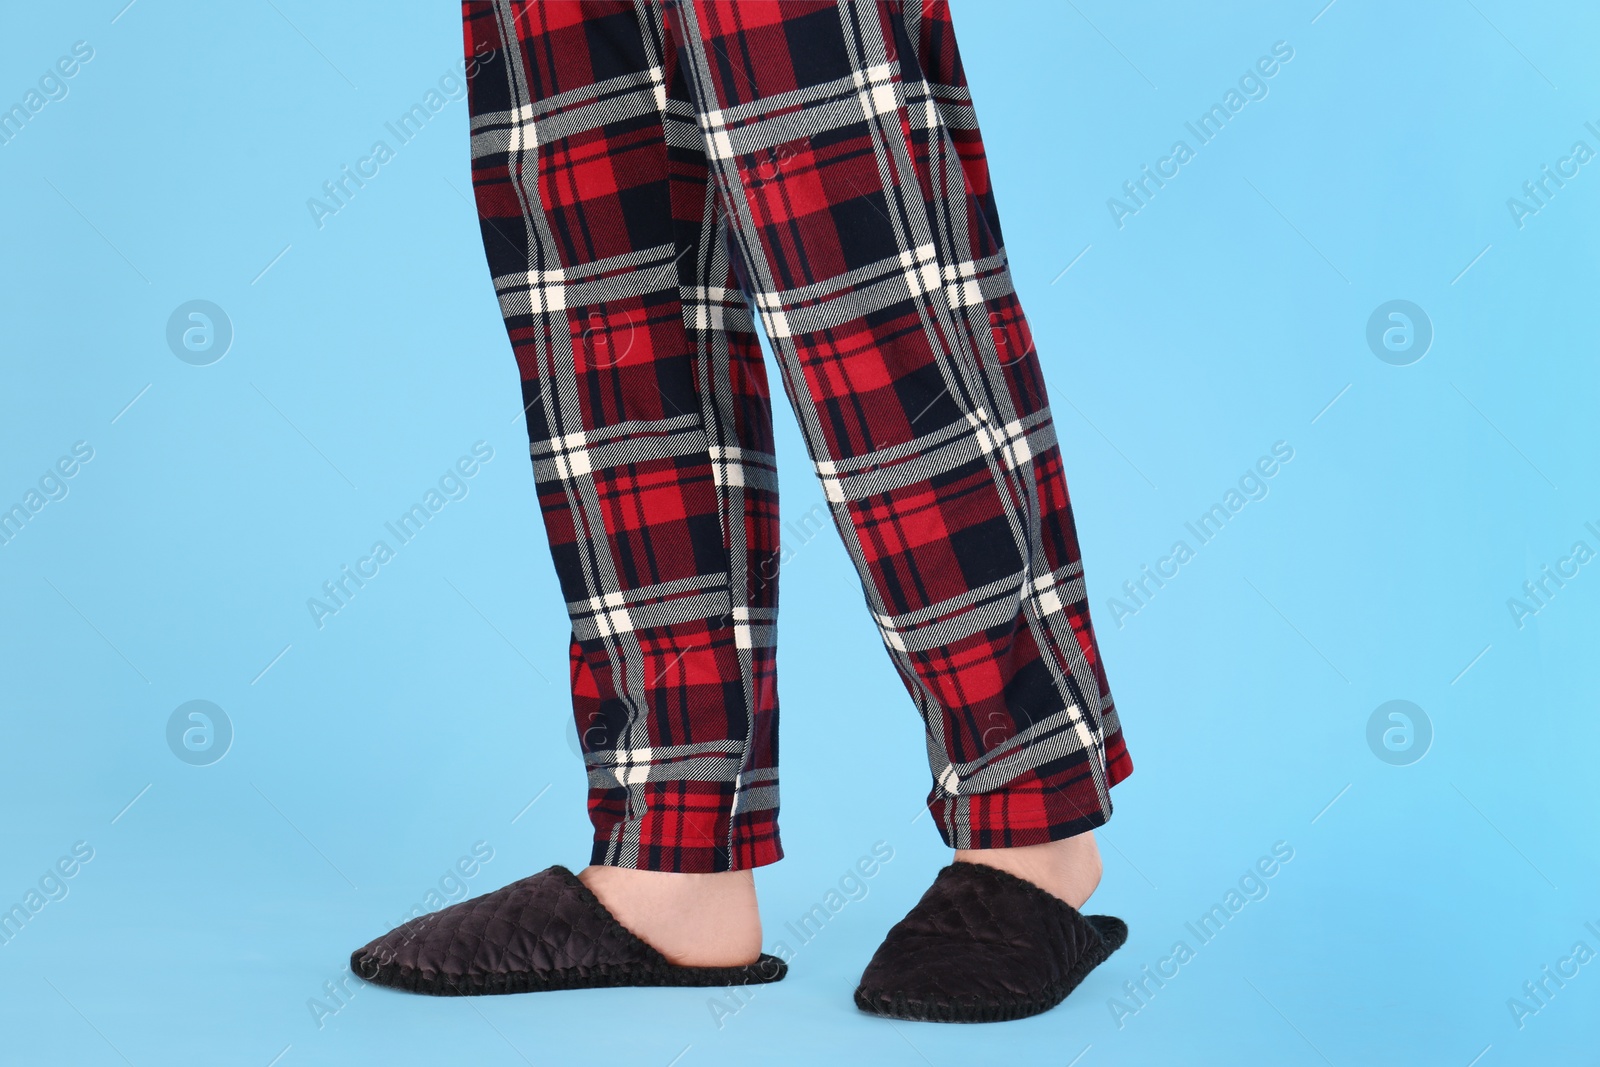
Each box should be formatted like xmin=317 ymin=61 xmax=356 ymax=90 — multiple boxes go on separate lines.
xmin=350 ymin=865 xmax=786 ymax=996
xmin=854 ymin=861 xmax=1127 ymax=1023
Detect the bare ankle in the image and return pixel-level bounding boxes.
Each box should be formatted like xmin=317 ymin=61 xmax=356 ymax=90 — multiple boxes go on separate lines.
xmin=579 ymin=866 xmax=764 ymax=968
xmin=955 ymin=831 xmax=1103 ymax=910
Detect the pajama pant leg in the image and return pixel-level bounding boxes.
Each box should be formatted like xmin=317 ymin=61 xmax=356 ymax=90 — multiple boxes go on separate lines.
xmin=669 ymin=0 xmax=1131 ymax=848
xmin=465 ymin=0 xmax=1132 ymax=872
xmin=466 ymin=0 xmax=782 ymax=873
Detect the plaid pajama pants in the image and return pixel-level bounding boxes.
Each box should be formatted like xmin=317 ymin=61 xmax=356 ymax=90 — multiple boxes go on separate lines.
xmin=464 ymin=0 xmax=1131 ymax=873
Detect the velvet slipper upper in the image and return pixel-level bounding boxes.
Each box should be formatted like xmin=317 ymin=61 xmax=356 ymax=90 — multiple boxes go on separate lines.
xmin=350 ymin=864 xmax=786 ymax=996
xmin=854 ymin=861 xmax=1127 ymax=1023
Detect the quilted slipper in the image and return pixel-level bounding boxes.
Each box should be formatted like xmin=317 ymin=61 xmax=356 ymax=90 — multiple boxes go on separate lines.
xmin=854 ymin=861 xmax=1127 ymax=1023
xmin=350 ymin=865 xmax=786 ymax=996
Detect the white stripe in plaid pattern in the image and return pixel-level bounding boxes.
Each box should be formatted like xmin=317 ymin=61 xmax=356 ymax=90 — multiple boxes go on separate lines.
xmin=709 ymin=444 xmax=746 ymax=488
xmin=547 ymin=429 xmax=593 ymax=479
xmin=507 ymin=101 xmax=536 ymax=153
xmin=813 ymin=407 xmax=1053 ymax=505
xmin=730 ymin=604 xmax=752 ymax=649
xmin=613 ymin=745 xmax=652 ymax=786
xmin=649 ymin=64 xmax=666 ymax=113
xmin=971 ymin=409 xmax=1035 ymax=470
xmin=941 ymin=258 xmax=983 ymax=308
xmin=851 ymin=62 xmax=900 ymax=120
xmin=871 ymin=560 xmax=1087 ymax=657
xmin=900 ymin=242 xmax=942 ymax=298
xmin=815 ymin=457 xmax=846 ymax=504
xmin=496 ymin=268 xmax=567 ymax=318
xmin=686 ymin=284 xmax=741 ymax=331
xmin=564 ymin=575 xmax=740 ymax=643
xmin=750 ymin=246 xmax=995 ymax=340
xmin=1027 ymin=570 xmax=1071 ymax=620
xmin=696 ymin=61 xmax=901 ymax=163
xmin=470 ymin=66 xmax=667 ymax=158
xmin=929 ymin=700 xmax=1102 ymax=799
xmin=579 ymin=590 xmax=634 ymax=638
xmin=589 ymin=743 xmax=766 ymax=787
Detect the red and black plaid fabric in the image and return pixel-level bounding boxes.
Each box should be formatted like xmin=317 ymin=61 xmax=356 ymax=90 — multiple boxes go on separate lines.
xmin=464 ymin=0 xmax=1131 ymax=873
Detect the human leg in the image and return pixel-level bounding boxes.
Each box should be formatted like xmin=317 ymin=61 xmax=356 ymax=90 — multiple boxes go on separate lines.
xmin=350 ymin=0 xmax=793 ymax=988
xmin=659 ymin=0 xmax=1132 ymax=1018
xmin=468 ymin=0 xmax=783 ymax=877
xmin=664 ymin=0 xmax=1131 ymax=858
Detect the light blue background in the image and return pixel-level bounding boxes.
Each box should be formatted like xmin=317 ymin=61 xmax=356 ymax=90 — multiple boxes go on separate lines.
xmin=2 ymin=1 xmax=1598 ymax=1064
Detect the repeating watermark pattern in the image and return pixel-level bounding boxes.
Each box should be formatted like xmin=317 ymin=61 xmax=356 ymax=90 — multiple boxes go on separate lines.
xmin=1108 ymin=41 xmax=1296 ymax=229
xmin=1107 ymin=840 xmax=1295 ymax=1029
xmin=735 ymin=502 xmax=831 ymax=617
xmin=307 ymin=442 xmax=495 ymax=629
xmin=1107 ymin=441 xmax=1295 ymax=628
xmin=1506 ymin=521 xmax=1600 ymax=630
xmin=1365 ymin=699 xmax=1432 ymax=766
xmin=0 ymin=40 xmax=94 ymax=148
xmin=707 ymin=840 xmax=896 ymax=1029
xmin=0 ymin=841 xmax=95 ymax=949
xmin=0 ymin=441 xmax=95 ymax=549
xmin=305 ymin=969 xmax=363 ymax=1032
xmin=1506 ymin=921 xmax=1600 ymax=1030
xmin=306 ymin=42 xmax=495 ymax=230
xmin=320 ymin=840 xmax=496 ymax=1026
xmin=770 ymin=841 xmax=895 ymax=955
xmin=579 ymin=308 xmax=636 ymax=369
xmin=761 ymin=505 xmax=829 ymax=585
xmin=1365 ymin=300 xmax=1432 ymax=366
xmin=1506 ymin=121 xmax=1600 ymax=230
xmin=165 ymin=300 xmax=234 ymax=366
xmin=566 ymin=709 xmax=603 ymax=760
xmin=165 ymin=700 xmax=234 ymax=767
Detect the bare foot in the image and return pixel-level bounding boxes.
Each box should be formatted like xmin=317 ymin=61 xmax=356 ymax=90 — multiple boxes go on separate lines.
xmin=578 ymin=866 xmax=763 ymax=968
xmin=955 ymin=831 xmax=1103 ymax=910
